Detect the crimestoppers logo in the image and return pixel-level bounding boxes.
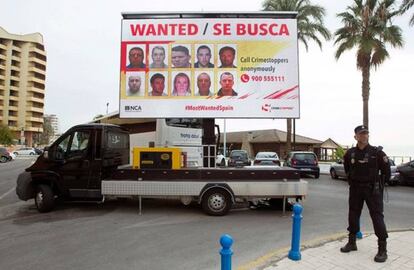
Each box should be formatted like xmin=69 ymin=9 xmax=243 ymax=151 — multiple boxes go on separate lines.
xmin=261 ymin=104 xmax=271 ymax=112
xmin=124 ymin=105 xmax=142 ymax=112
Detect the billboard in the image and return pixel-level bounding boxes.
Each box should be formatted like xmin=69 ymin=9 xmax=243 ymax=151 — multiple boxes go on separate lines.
xmin=119 ymin=16 xmax=299 ymax=118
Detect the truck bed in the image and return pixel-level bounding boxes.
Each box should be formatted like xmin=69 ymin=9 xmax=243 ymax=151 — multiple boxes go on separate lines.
xmin=109 ymin=166 xmax=301 ymax=182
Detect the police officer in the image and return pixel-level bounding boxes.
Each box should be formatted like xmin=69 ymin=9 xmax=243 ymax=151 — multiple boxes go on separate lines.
xmin=340 ymin=125 xmax=391 ymax=262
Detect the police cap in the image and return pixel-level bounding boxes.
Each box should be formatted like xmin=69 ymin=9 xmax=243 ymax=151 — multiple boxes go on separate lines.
xmin=354 ymin=125 xmax=369 ymax=134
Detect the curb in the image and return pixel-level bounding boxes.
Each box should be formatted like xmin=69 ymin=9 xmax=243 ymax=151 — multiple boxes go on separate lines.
xmin=237 ymin=228 xmax=414 ymax=270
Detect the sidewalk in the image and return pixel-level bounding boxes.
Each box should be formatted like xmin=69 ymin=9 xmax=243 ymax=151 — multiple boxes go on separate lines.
xmin=262 ymin=229 xmax=414 ymax=270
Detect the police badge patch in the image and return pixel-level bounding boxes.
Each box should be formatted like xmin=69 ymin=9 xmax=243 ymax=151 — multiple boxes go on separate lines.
xmin=383 ymin=156 xmax=389 ymax=163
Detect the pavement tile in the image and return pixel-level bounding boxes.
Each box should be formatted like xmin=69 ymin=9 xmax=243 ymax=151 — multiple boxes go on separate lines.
xmin=261 ymin=230 xmax=414 ymax=270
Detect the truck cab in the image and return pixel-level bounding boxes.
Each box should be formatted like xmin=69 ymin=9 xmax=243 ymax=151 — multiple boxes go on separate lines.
xmin=16 ymin=124 xmax=129 ymax=212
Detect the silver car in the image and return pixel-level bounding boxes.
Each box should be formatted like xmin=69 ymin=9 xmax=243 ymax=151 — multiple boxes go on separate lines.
xmin=330 ymin=158 xmax=398 ymax=185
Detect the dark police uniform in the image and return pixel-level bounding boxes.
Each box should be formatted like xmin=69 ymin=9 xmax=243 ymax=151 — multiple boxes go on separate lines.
xmin=343 ymin=143 xmax=391 ymax=240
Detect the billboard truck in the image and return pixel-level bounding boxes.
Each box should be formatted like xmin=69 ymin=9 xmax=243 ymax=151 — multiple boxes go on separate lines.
xmin=16 ymin=13 xmax=306 ymax=216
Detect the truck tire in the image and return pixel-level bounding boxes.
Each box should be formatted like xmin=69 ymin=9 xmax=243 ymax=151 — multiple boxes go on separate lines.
xmin=35 ymin=185 xmax=55 ymax=213
xmin=201 ymin=189 xmax=232 ymax=216
xmin=314 ymin=171 xmax=320 ymax=179
xmin=0 ymin=156 xmax=7 ymax=163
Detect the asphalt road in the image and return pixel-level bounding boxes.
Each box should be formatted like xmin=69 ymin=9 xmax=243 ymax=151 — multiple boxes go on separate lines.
xmin=0 ymin=159 xmax=413 ymax=270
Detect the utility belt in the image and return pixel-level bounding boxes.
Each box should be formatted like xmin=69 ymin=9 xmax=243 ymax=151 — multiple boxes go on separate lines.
xmin=350 ymin=179 xmax=382 ymax=194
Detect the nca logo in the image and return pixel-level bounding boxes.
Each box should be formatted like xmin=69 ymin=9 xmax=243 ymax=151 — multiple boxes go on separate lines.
xmin=261 ymin=104 xmax=271 ymax=112
xmin=125 ymin=105 xmax=142 ymax=112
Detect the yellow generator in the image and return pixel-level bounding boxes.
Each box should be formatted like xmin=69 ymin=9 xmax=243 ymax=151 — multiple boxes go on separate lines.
xmin=132 ymin=147 xmax=183 ymax=169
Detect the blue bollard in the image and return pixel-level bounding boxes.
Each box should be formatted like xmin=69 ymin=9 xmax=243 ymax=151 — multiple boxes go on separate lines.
xmin=288 ymin=203 xmax=303 ymax=261
xmin=220 ymin=234 xmax=233 ymax=270
xmin=356 ymin=219 xmax=363 ymax=239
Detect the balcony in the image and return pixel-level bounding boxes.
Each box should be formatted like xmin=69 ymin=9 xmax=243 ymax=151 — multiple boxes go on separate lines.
xmin=10 ymin=85 xmax=19 ymax=91
xmin=8 ymin=105 xmax=18 ymax=110
xmin=29 ymin=56 xmax=46 ymax=66
xmin=29 ymin=65 xmax=46 ymax=75
xmin=9 ymin=95 xmax=19 ymax=101
xmin=28 ymin=76 xmax=45 ymax=85
xmin=0 ymin=43 xmax=7 ymax=50
xmin=12 ymin=45 xmax=21 ymax=52
xmin=28 ymin=85 xmax=45 ymax=94
xmin=8 ymin=115 xmax=18 ymax=121
xmin=0 ymin=54 xmax=6 ymax=60
xmin=27 ymin=106 xmax=44 ymax=113
xmin=26 ymin=116 xmax=43 ymax=123
xmin=10 ymin=75 xmax=20 ymax=81
xmin=30 ymin=46 xmax=46 ymax=56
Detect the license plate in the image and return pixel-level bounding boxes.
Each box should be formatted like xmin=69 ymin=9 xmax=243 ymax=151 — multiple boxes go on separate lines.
xmin=300 ymin=168 xmax=311 ymax=171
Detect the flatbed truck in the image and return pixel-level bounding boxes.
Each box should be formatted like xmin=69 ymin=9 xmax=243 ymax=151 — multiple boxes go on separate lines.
xmin=16 ymin=123 xmax=307 ymax=216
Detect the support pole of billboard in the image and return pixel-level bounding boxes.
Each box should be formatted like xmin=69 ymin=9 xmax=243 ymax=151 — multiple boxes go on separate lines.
xmin=223 ymin=119 xmax=227 ymax=158
xmin=293 ymin=119 xmax=296 ymax=151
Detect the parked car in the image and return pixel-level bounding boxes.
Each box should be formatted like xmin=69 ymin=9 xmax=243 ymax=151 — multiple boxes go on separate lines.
xmin=34 ymin=148 xmax=43 ymax=155
xmin=228 ymin=150 xmax=250 ymax=167
xmin=330 ymin=160 xmax=346 ymax=179
xmin=330 ymin=158 xmax=399 ymax=186
xmin=253 ymin=152 xmax=280 ymax=166
xmin=284 ymin=151 xmax=320 ymax=178
xmin=216 ymin=154 xmax=226 ymax=167
xmin=13 ymin=147 xmax=36 ymax=155
xmin=0 ymin=147 xmax=11 ymax=163
xmin=395 ymin=160 xmax=414 ymax=185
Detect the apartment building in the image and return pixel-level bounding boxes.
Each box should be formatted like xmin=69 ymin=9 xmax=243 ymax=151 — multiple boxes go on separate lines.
xmin=0 ymin=27 xmax=46 ymax=146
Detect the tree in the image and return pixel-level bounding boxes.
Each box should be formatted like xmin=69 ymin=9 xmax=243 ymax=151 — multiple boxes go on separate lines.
xmin=400 ymin=0 xmax=414 ymax=25
xmin=39 ymin=118 xmax=55 ymax=145
xmin=334 ymin=0 xmax=403 ymax=128
xmin=0 ymin=125 xmax=15 ymax=145
xmin=262 ymin=0 xmax=331 ymax=155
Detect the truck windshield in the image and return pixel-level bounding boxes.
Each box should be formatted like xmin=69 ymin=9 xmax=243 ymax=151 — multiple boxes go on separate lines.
xmin=165 ymin=118 xmax=202 ymax=129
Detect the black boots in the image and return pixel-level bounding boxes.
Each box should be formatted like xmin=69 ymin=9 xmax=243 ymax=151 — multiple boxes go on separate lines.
xmin=374 ymin=240 xmax=387 ymax=263
xmin=340 ymin=234 xmax=357 ymax=253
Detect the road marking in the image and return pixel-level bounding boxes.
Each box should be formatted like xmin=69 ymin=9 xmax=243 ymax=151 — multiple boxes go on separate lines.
xmin=0 ymin=187 xmax=15 ymax=200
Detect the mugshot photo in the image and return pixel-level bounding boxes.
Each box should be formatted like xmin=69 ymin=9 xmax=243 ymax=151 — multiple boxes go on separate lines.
xmin=126 ymin=72 xmax=145 ymax=97
xmin=148 ymin=71 xmax=168 ymax=96
xmin=217 ymin=71 xmax=237 ymax=96
xmin=171 ymin=71 xmax=192 ymax=96
xmin=149 ymin=44 xmax=168 ymax=69
xmin=194 ymin=71 xmax=214 ymax=97
xmin=218 ymin=45 xmax=237 ymax=68
xmin=126 ymin=44 xmax=146 ymax=69
xmin=171 ymin=44 xmax=192 ymax=68
xmin=194 ymin=44 xmax=214 ymax=68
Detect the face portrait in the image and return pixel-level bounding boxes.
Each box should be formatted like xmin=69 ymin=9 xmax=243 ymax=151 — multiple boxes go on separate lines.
xmin=173 ymin=73 xmax=190 ymax=96
xmin=128 ymin=47 xmax=145 ymax=68
xmin=150 ymin=76 xmax=165 ymax=96
xmin=219 ymin=47 xmax=236 ymax=68
xmin=151 ymin=47 xmax=166 ymax=67
xmin=128 ymin=75 xmax=141 ymax=93
xmin=220 ymin=73 xmax=234 ymax=91
xmin=171 ymin=46 xmax=191 ymax=68
xmin=197 ymin=73 xmax=211 ymax=96
xmin=355 ymin=131 xmax=369 ymax=145
xmin=197 ymin=47 xmax=212 ymax=68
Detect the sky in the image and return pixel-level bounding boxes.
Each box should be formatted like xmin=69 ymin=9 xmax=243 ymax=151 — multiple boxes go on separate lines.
xmin=1 ymin=0 xmax=413 ymax=158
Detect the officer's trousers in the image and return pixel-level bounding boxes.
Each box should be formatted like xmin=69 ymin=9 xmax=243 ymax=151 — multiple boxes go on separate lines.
xmin=347 ymin=184 xmax=388 ymax=240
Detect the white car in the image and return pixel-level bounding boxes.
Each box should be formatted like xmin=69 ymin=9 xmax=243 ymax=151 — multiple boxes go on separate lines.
xmin=216 ymin=154 xmax=226 ymax=167
xmin=13 ymin=147 xmax=36 ymax=155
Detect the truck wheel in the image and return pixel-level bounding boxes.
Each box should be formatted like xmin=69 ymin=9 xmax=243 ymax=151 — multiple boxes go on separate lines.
xmin=201 ymin=189 xmax=232 ymax=216
xmin=35 ymin=185 xmax=55 ymax=213
xmin=0 ymin=156 xmax=7 ymax=163
xmin=314 ymin=172 xmax=320 ymax=179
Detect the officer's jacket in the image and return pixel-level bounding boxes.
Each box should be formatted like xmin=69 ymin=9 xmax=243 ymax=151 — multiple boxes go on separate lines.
xmin=343 ymin=144 xmax=391 ymax=184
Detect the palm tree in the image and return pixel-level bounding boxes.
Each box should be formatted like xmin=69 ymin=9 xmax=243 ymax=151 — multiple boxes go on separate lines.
xmin=334 ymin=0 xmax=403 ymax=128
xmin=262 ymin=0 xmax=331 ymax=156
xmin=400 ymin=0 xmax=414 ymax=25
